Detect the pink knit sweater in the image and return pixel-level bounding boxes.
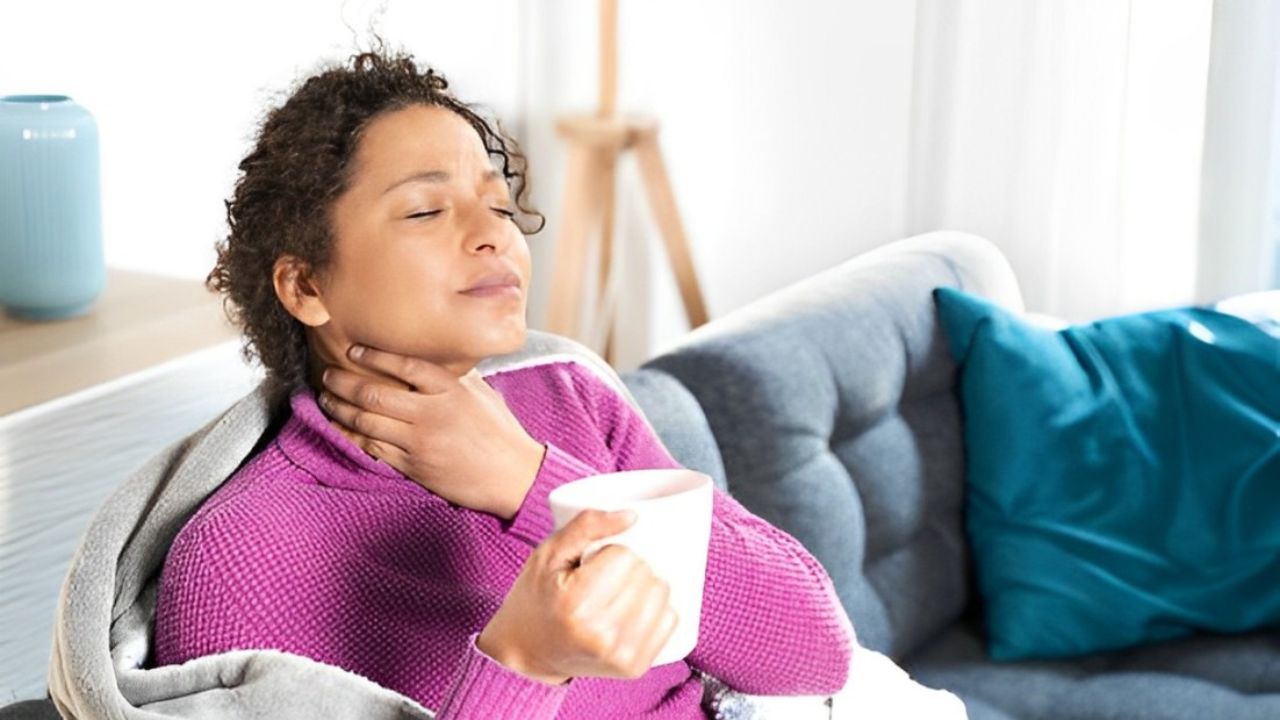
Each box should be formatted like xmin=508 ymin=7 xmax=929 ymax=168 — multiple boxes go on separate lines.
xmin=154 ymin=360 xmax=854 ymax=718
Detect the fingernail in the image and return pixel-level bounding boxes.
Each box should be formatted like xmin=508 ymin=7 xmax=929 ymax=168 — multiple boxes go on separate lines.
xmin=318 ymin=392 xmax=330 ymax=408
xmin=349 ymin=345 xmax=364 ymax=360
xmin=322 ymin=368 xmax=331 ymax=384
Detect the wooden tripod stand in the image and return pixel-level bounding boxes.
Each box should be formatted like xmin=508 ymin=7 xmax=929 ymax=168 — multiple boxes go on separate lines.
xmin=543 ymin=0 xmax=708 ymax=364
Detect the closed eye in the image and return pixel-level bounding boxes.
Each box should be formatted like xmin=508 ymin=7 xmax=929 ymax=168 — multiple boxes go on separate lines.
xmin=406 ymin=210 xmax=442 ymax=220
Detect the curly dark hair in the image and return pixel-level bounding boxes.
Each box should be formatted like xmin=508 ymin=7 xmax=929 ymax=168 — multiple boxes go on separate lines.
xmin=207 ymin=39 xmax=544 ymax=402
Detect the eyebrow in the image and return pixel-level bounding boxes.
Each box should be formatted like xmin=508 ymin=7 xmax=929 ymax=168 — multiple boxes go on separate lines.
xmin=382 ymin=168 xmax=503 ymax=195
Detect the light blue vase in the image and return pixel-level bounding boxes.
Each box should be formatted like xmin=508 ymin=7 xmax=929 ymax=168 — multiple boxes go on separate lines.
xmin=0 ymin=95 xmax=105 ymax=320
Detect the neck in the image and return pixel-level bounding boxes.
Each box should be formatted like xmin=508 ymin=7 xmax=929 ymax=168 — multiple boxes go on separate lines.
xmin=303 ymin=332 xmax=479 ymax=393
xmin=303 ymin=332 xmax=479 ymax=455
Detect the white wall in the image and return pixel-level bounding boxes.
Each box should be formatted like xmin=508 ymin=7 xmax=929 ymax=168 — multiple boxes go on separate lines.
xmin=3 ymin=0 xmax=918 ymax=372
xmin=6 ymin=1 xmax=1276 ymax=374
xmin=2 ymin=0 xmax=522 ymax=282
xmin=520 ymin=0 xmax=919 ymax=369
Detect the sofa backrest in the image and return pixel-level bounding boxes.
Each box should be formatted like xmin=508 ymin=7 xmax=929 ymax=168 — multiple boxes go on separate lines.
xmin=621 ymin=368 xmax=729 ymax=491
xmin=636 ymin=231 xmax=1023 ymax=660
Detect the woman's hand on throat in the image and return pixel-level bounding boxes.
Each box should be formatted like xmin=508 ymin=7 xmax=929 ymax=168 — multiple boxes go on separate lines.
xmin=316 ymin=344 xmax=546 ymax=520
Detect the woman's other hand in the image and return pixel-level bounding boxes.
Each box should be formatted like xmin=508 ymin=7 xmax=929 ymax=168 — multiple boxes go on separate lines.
xmin=318 ymin=344 xmax=545 ymax=519
xmin=477 ymin=509 xmax=679 ymax=685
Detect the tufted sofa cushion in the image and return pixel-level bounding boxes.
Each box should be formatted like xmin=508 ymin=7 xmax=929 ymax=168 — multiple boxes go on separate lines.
xmin=635 ymin=231 xmax=1022 ymax=659
xmin=908 ymin=621 xmax=1280 ymax=719
xmin=621 ymin=367 xmax=728 ymax=491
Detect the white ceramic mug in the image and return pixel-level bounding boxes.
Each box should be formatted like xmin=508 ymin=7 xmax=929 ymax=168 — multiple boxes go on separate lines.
xmin=547 ymin=467 xmax=714 ymax=666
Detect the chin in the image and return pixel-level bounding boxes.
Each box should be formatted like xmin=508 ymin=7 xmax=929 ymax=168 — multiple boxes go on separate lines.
xmin=477 ymin=324 xmax=528 ymax=357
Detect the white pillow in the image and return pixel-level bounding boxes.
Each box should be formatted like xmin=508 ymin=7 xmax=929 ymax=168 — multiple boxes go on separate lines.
xmin=1215 ymin=290 xmax=1280 ymax=338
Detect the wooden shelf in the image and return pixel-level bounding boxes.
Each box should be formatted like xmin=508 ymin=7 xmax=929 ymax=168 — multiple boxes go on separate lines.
xmin=0 ymin=269 xmax=240 ymax=416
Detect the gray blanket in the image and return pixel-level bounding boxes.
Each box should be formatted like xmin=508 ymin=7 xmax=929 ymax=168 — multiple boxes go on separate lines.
xmin=47 ymin=330 xmax=767 ymax=719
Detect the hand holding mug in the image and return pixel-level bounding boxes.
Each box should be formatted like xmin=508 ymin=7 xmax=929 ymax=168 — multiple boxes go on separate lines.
xmin=477 ymin=509 xmax=680 ymax=685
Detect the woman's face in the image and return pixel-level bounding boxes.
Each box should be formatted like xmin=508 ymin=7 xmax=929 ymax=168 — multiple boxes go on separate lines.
xmin=312 ymin=103 xmax=531 ymax=375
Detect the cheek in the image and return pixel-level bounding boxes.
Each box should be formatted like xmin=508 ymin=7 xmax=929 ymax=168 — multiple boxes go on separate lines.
xmin=325 ymin=247 xmax=453 ymax=339
xmin=510 ymin=233 xmax=534 ymax=279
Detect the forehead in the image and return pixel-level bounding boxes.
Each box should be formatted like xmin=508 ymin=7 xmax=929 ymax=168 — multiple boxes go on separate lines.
xmin=352 ymin=104 xmax=490 ymax=178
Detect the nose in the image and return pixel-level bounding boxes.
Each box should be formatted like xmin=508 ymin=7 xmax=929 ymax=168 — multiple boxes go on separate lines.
xmin=463 ymin=201 xmax=514 ymax=255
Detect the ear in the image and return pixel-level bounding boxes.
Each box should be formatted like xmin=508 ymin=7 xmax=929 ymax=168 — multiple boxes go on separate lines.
xmin=272 ymin=255 xmax=331 ymax=327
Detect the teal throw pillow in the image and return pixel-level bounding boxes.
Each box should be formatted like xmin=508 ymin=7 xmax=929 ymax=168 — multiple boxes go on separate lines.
xmin=933 ymin=287 xmax=1280 ymax=661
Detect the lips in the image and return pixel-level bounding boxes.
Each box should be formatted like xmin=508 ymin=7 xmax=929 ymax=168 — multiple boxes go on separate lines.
xmin=460 ymin=269 xmax=522 ymax=295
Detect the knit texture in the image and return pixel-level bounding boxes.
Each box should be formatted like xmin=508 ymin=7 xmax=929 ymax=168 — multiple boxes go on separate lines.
xmin=153 ymin=359 xmax=854 ymax=719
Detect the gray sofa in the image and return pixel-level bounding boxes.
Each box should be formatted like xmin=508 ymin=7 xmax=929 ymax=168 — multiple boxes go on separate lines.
xmin=7 ymin=231 xmax=1278 ymax=720
xmin=621 ymin=231 xmax=1280 ymax=720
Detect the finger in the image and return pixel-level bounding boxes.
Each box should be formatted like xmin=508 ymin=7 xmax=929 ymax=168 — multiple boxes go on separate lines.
xmin=318 ymin=390 xmax=414 ymax=451
xmin=590 ymin=556 xmax=659 ymax=623
xmin=569 ymin=545 xmax=643 ymax=613
xmin=612 ymin=577 xmax=674 ymax=672
xmin=348 ymin=344 xmax=456 ymax=394
xmin=323 ymin=368 xmax=421 ymax=423
xmin=544 ymin=509 xmax=637 ymax=569
xmin=362 ymin=436 xmax=410 ymax=472
xmin=581 ymin=568 xmax=671 ymax=677
xmin=636 ymin=605 xmax=679 ymax=668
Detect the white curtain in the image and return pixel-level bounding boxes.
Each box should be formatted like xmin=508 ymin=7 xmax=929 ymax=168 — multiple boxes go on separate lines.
xmin=1197 ymin=0 xmax=1280 ymax=302
xmin=906 ymin=0 xmax=1215 ymax=321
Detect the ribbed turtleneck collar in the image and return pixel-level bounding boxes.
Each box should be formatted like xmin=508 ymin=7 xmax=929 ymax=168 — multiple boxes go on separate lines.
xmin=275 ymin=386 xmax=416 ymax=492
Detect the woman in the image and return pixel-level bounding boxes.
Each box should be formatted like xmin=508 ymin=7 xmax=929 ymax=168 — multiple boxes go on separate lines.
xmin=153 ymin=42 xmax=854 ymax=719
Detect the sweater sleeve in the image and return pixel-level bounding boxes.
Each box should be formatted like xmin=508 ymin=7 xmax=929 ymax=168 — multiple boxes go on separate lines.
xmin=572 ymin=366 xmax=856 ymax=696
xmin=504 ymin=440 xmax=602 ymax=546
xmin=434 ymin=634 xmax=569 ymax=719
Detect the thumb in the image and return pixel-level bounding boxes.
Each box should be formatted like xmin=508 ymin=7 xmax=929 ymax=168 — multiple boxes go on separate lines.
xmin=545 ymin=509 xmax=636 ymax=568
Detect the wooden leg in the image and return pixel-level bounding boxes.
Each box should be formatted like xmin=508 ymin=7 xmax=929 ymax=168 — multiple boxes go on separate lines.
xmin=546 ymin=145 xmax=604 ymax=337
xmin=633 ymin=129 xmax=710 ymax=329
xmin=598 ymin=151 xmax=618 ymax=365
